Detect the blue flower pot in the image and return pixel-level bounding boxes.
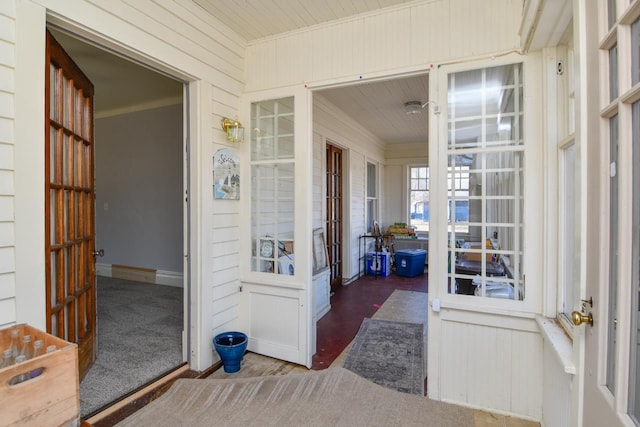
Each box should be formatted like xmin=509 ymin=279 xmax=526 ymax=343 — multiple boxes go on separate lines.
xmin=213 ymin=331 xmax=248 ymax=373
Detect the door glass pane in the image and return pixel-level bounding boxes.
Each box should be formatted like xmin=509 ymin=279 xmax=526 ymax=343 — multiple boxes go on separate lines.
xmin=630 ymin=101 xmax=640 ymax=422
xmin=610 ymin=45 xmax=619 ymax=102
xmin=632 ymin=19 xmax=640 ymax=86
xmin=251 ymin=97 xmax=295 ymax=275
xmin=447 ymin=62 xmax=524 ymax=300
xmin=608 ymin=0 xmax=617 ymax=30
xmin=607 ymin=114 xmax=619 ymax=392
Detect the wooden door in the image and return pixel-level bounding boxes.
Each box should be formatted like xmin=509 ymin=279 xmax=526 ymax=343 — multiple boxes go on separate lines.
xmin=326 ymin=144 xmax=343 ymax=291
xmin=45 ymin=30 xmax=97 ymax=380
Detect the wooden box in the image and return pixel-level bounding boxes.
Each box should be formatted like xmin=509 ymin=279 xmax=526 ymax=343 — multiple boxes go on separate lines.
xmin=0 ymin=324 xmax=79 ymax=427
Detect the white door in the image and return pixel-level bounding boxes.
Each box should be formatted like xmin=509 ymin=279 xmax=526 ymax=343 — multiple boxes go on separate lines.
xmin=238 ymin=86 xmax=314 ymax=367
xmin=577 ymin=1 xmax=640 ymax=425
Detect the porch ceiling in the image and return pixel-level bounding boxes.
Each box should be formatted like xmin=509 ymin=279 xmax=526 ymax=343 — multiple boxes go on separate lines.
xmin=191 ymin=0 xmax=417 ymax=42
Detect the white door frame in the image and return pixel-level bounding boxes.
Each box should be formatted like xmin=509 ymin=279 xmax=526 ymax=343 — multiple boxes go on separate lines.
xmin=13 ymin=3 xmax=208 ymax=369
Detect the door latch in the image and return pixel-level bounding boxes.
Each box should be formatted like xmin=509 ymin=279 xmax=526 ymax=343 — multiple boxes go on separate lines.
xmin=92 ymin=249 xmax=104 ymax=258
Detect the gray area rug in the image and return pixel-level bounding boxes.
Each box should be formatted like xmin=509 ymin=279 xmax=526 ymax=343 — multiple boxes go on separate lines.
xmin=115 ymin=367 xmax=474 ymax=427
xmin=80 ymin=276 xmax=183 ymax=417
xmin=344 ymin=318 xmax=424 ymax=395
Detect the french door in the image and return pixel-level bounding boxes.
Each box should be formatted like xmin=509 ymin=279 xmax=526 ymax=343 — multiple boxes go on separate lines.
xmin=326 ymin=143 xmax=343 ymax=291
xmin=579 ymin=1 xmax=640 ymax=425
xmin=45 ymin=30 xmax=97 ymax=379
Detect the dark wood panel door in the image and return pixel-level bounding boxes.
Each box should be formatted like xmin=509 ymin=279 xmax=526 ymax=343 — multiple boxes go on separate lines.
xmin=45 ymin=30 xmax=97 ymax=379
xmin=326 ymin=144 xmax=343 ymax=291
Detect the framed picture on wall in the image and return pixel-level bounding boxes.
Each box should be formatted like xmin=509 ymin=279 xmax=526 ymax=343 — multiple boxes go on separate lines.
xmin=312 ymin=228 xmax=329 ymax=275
xmin=213 ymin=148 xmax=240 ymax=200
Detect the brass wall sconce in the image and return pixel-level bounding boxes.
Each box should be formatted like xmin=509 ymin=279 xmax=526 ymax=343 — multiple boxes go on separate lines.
xmin=221 ymin=117 xmax=244 ymax=143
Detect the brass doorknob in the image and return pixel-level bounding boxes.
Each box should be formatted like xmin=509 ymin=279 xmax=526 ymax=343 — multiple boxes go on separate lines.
xmin=571 ymin=311 xmax=593 ymax=326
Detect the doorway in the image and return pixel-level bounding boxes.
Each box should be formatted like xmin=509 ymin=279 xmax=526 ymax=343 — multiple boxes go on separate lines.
xmin=46 ymin=28 xmax=187 ymax=417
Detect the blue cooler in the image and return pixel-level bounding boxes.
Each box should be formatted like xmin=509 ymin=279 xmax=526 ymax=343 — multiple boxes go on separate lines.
xmin=395 ymin=249 xmax=427 ymax=277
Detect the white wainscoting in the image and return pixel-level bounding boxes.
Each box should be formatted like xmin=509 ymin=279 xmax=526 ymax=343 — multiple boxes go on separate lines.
xmin=240 ymin=282 xmax=306 ymax=365
xmin=438 ymin=310 xmax=543 ymax=420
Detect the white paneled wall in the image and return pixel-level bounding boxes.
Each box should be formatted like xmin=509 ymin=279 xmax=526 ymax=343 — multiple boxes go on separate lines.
xmin=542 ymin=341 xmax=572 ymax=426
xmin=0 ymin=0 xmax=15 ymax=328
xmin=9 ymin=0 xmax=246 ymax=370
xmin=313 ymin=94 xmax=386 ymax=280
xmin=440 ymin=314 xmax=543 ymax=419
xmin=246 ymin=0 xmax=522 ymax=92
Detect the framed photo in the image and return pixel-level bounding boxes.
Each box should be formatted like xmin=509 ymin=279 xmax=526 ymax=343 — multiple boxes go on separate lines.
xmin=312 ymin=228 xmax=329 ymax=274
xmin=213 ymin=148 xmax=239 ymax=199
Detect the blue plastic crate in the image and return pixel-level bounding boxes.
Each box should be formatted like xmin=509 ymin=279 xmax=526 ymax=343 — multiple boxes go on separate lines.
xmin=395 ymin=248 xmax=427 ymax=277
xmin=366 ymin=252 xmax=391 ymax=276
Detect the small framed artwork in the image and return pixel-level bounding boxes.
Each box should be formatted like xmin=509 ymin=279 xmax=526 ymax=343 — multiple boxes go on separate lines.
xmin=312 ymin=228 xmax=329 ymax=274
xmin=213 ymin=148 xmax=239 ymax=200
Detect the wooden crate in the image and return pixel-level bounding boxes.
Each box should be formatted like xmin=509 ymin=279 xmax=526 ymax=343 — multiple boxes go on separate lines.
xmin=0 ymin=324 xmax=79 ymax=427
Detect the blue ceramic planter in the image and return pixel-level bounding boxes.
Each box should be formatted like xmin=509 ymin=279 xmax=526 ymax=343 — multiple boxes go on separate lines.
xmin=213 ymin=331 xmax=248 ymax=373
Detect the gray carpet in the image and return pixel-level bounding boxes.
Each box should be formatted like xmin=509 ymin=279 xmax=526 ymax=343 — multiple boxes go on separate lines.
xmin=80 ymin=276 xmax=183 ymax=417
xmin=343 ymin=318 xmax=424 ymax=395
xmin=115 ymin=367 xmax=474 ymax=427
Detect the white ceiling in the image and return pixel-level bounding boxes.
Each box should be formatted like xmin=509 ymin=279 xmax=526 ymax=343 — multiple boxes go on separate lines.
xmin=192 ymin=0 xmax=417 ymax=42
xmin=49 ymin=29 xmax=183 ymax=118
xmin=49 ymin=1 xmax=429 ymax=145
xmin=317 ymin=75 xmax=429 ymax=144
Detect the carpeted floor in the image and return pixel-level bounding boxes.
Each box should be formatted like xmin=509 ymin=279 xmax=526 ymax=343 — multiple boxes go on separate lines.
xmin=344 ymin=318 xmax=424 ymax=395
xmin=114 ymin=367 xmax=475 ymax=427
xmin=80 ymin=276 xmax=183 ymax=417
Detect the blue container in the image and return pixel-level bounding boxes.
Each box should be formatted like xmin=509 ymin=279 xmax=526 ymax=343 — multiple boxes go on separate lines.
xmin=213 ymin=331 xmax=248 ymax=373
xmin=366 ymin=252 xmax=391 ymax=276
xmin=395 ymin=249 xmax=427 ymax=277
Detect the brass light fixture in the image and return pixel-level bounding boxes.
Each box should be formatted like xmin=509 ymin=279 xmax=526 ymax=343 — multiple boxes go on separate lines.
xmin=221 ymin=117 xmax=244 ymax=143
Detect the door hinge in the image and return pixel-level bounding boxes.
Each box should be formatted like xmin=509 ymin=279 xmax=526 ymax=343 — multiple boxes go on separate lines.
xmin=239 ymin=285 xmax=243 ymax=292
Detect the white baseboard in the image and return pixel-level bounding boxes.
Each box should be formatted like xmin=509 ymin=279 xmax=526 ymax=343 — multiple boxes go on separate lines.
xmin=156 ymin=270 xmax=184 ymax=287
xmin=96 ymin=263 xmax=183 ymax=287
xmin=96 ymin=263 xmax=112 ymax=277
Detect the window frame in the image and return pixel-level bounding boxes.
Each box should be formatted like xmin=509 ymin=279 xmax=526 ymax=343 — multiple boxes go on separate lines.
xmin=366 ymin=160 xmax=378 ymax=234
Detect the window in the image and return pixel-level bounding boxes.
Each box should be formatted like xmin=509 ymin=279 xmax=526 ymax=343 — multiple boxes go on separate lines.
xmin=556 ymin=36 xmax=579 ymax=325
xmin=366 ymin=161 xmax=377 ymax=233
xmin=447 ymin=62 xmax=524 ymax=300
xmin=409 ymin=166 xmax=429 ymax=232
xmin=251 ymin=97 xmax=295 ymax=274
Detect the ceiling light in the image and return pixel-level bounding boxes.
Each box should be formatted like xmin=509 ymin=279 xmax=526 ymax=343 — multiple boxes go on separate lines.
xmin=404 ymin=100 xmax=440 ymax=115
xmin=404 ymin=101 xmax=423 ymax=115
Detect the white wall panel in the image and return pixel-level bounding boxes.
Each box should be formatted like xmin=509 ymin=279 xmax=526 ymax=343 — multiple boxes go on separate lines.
xmin=541 ymin=340 xmax=572 ymax=426
xmin=440 ymin=315 xmax=543 ymax=419
xmin=0 ymin=143 xmax=12 ymax=170
xmin=0 ymin=117 xmax=13 ymax=143
xmin=0 ymin=0 xmax=14 ymax=329
xmin=0 ymin=196 xmax=13 ymax=222
xmin=246 ymin=0 xmax=522 ymax=92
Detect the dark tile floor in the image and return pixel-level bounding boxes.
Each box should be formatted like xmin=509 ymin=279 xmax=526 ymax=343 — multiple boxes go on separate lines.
xmin=312 ymin=269 xmax=428 ymax=370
